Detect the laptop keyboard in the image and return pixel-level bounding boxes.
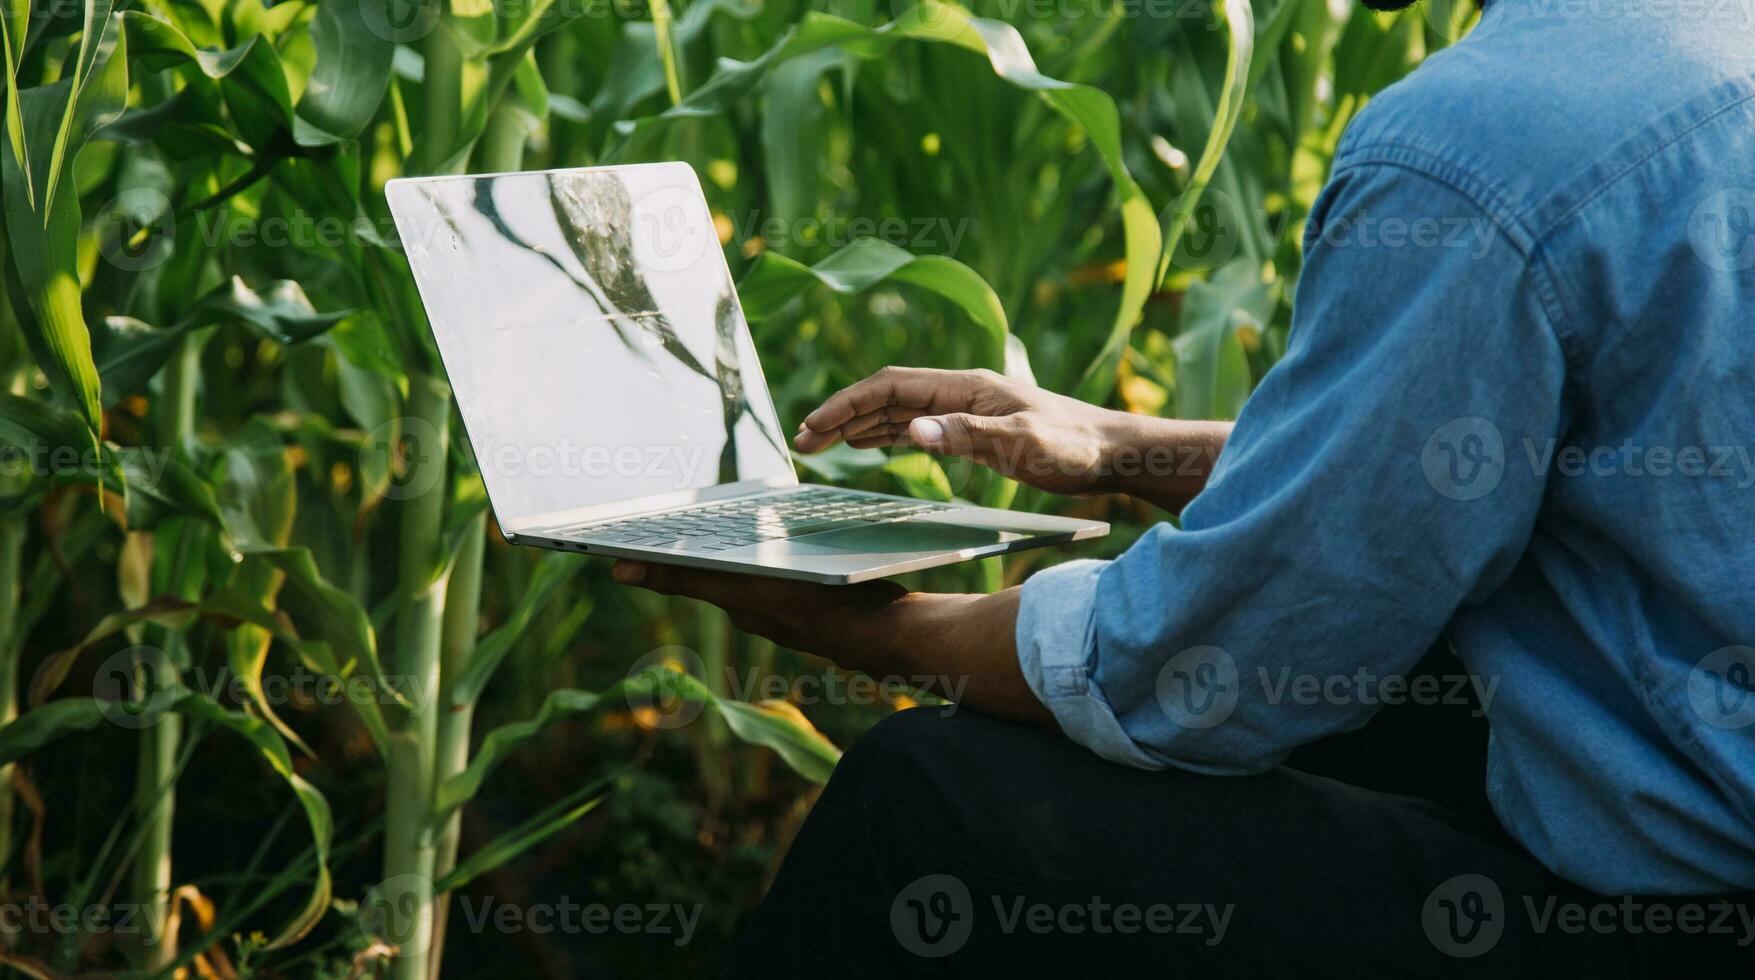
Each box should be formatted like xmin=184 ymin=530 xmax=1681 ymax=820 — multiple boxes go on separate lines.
xmin=566 ymin=490 xmax=950 ymax=552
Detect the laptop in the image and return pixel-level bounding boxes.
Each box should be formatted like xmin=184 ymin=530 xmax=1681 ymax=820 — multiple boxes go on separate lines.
xmin=385 ymin=163 xmax=1107 ymax=584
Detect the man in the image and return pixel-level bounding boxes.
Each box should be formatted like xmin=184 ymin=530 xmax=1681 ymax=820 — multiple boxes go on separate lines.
xmin=618 ymin=0 xmax=1755 ymax=973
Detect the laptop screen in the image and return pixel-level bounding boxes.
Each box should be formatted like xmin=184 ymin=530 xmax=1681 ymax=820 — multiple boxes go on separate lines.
xmin=387 ymin=164 xmax=793 ymax=529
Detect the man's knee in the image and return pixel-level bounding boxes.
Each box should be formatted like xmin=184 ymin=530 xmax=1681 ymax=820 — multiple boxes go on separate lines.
xmin=828 ymin=707 xmax=1059 ymax=813
xmin=835 ymin=706 xmax=963 ymax=782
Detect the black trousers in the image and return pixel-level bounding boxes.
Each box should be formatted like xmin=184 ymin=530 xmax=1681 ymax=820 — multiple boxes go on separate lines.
xmin=723 ymin=648 xmax=1754 ymax=977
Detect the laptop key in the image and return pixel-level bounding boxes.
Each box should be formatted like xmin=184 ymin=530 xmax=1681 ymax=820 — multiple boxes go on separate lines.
xmin=563 ymin=492 xmax=951 ymax=548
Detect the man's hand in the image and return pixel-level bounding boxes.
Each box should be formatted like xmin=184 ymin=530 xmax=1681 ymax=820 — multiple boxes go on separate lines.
xmin=793 ymin=366 xmax=1231 ymax=512
xmin=614 ymin=559 xmax=911 ymax=673
xmin=793 ymin=366 xmax=1109 ymax=495
xmin=612 ymin=560 xmax=1054 ymax=725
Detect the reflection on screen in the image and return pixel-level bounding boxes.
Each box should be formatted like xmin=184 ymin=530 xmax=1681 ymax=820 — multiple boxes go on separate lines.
xmin=389 ymin=165 xmax=792 ymax=525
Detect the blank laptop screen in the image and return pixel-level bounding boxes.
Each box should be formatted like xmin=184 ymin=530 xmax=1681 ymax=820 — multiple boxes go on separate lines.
xmin=388 ymin=164 xmax=792 ymax=527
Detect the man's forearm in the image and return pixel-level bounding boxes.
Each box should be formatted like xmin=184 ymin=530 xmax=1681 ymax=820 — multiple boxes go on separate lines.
xmin=1093 ymin=414 xmax=1232 ymax=513
xmin=871 ymin=588 xmax=1058 ymax=728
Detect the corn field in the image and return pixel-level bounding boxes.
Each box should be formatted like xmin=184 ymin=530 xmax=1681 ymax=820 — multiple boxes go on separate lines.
xmin=0 ymin=0 xmax=1471 ymax=974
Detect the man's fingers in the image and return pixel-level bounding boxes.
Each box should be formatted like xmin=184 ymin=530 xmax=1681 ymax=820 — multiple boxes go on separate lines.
xmin=795 ymin=407 xmax=927 ymax=452
xmin=798 ymin=367 xmax=975 ymax=440
xmin=846 ymin=432 xmax=900 ymax=449
xmin=909 ymin=413 xmax=1017 ymax=459
xmin=840 ymin=405 xmax=929 ymax=441
xmin=792 ymin=424 xmax=843 ymax=453
xmin=613 ymin=560 xmax=751 ymax=606
xmin=613 ymin=559 xmax=816 ymax=610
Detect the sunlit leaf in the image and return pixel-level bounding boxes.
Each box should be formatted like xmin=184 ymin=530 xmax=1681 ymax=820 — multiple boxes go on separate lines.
xmin=740 ymin=238 xmax=1009 ymax=370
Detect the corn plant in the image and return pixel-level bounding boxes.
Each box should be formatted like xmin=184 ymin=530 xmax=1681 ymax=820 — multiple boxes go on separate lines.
xmin=0 ymin=0 xmax=1464 ymax=972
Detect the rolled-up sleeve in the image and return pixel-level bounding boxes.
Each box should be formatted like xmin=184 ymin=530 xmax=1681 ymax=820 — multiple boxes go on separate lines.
xmin=1017 ymin=160 xmax=1569 ymax=773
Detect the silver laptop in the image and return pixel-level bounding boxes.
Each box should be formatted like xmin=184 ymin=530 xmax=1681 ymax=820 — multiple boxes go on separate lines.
xmin=385 ymin=163 xmax=1107 ymax=584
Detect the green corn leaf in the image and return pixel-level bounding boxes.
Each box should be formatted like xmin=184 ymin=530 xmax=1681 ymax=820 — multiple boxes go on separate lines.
xmin=170 ymin=691 xmax=334 ymax=949
xmin=119 ymin=9 xmax=299 ymax=152
xmin=446 ymin=551 xmax=585 ymax=707
xmin=1082 ymin=0 xmax=1255 ymax=405
xmin=790 ymin=443 xmax=890 ymax=482
xmin=607 ymin=13 xmax=868 ymax=143
xmin=92 ymin=317 xmax=189 ymax=404
xmin=247 ymin=546 xmax=398 ymax=754
xmin=436 ymin=669 xmax=841 ymax=816
xmin=739 ymin=238 xmax=1009 ymax=371
xmin=1157 ymin=0 xmax=1257 ymax=283
xmin=0 ymin=393 xmax=219 ymax=527
xmin=0 ymin=690 xmax=332 ymax=949
xmin=609 ymin=2 xmax=1159 ymax=401
xmin=217 ymin=421 xmax=313 ymax=756
xmin=293 ymin=0 xmax=394 ymax=146
xmin=585 ymin=0 xmax=759 ymax=124
xmin=434 ymin=686 xmax=615 ymax=816
xmin=1171 ymin=258 xmax=1277 ymax=420
xmin=121 ymin=10 xmax=260 ymax=78
xmin=25 ymin=588 xmax=288 ymax=707
xmin=0 ymin=697 xmax=109 ymax=764
xmin=760 ymin=50 xmax=844 ymax=233
xmin=0 ymin=391 xmax=100 ymax=475
xmin=0 ymin=0 xmax=28 ymax=204
xmin=881 ymin=452 xmax=955 ymax=502
xmin=2 ymin=10 xmax=128 ymax=445
xmin=190 ymin=277 xmax=352 ymax=343
xmin=114 ymin=445 xmax=227 ymax=529
xmin=666 ymin=671 xmax=842 ymax=784
xmin=94 ymin=278 xmax=350 ymax=399
xmin=435 ymin=774 xmax=617 ymax=893
xmin=41 ymin=0 xmax=120 ymax=212
xmin=416 ymin=0 xmax=601 ymax=175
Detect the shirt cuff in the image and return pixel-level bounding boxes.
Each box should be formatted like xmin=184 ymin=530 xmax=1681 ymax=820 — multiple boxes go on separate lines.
xmin=1015 ymin=558 xmax=1166 ymax=770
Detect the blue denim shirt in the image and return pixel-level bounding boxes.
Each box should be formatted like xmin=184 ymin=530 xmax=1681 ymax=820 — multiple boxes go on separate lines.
xmin=1017 ymin=1 xmax=1755 ymax=895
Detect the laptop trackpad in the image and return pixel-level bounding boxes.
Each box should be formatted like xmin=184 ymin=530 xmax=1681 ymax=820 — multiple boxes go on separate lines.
xmin=782 ymin=520 xmax=1028 ymax=556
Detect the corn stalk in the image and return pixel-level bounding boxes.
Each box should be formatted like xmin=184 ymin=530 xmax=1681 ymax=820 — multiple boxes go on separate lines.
xmin=379 ymin=373 xmax=452 ymax=980
xmin=0 ymin=352 xmax=23 ymax=878
xmin=0 ymin=510 xmax=21 ymax=876
xmin=374 ymin=2 xmax=471 ymax=972
xmin=133 ymin=332 xmax=200 ymax=971
xmin=426 ymin=514 xmax=483 ymax=980
xmin=419 ymin=85 xmax=527 ymax=977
